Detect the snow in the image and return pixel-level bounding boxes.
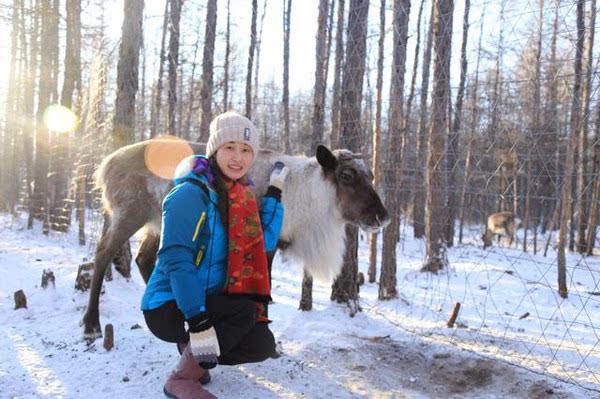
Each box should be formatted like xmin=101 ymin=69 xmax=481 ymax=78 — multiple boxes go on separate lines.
xmin=0 ymin=212 xmax=599 ymax=399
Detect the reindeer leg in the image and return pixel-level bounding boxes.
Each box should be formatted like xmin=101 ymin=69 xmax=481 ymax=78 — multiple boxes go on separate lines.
xmin=135 ymin=231 xmax=160 ymax=284
xmin=112 ymin=241 xmax=132 ymax=278
xmin=82 ymin=212 xmax=146 ymax=341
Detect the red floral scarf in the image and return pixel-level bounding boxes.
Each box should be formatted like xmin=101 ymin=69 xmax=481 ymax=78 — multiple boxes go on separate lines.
xmin=225 ymin=181 xmax=271 ymax=322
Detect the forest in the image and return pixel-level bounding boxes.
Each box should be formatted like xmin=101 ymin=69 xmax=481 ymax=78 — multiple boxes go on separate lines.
xmin=0 ymin=0 xmax=599 ymax=397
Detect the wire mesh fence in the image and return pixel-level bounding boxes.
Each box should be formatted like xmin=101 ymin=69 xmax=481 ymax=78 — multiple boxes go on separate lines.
xmin=1 ymin=0 xmax=600 ymax=395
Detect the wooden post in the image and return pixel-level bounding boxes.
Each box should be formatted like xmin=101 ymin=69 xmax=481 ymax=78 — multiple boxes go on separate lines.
xmin=103 ymin=323 xmax=114 ymax=351
xmin=446 ymin=302 xmax=461 ymax=328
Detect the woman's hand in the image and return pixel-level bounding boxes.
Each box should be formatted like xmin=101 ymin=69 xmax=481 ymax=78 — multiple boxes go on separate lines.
xmin=187 ymin=312 xmax=220 ymax=369
xmin=269 ymin=162 xmax=289 ymax=190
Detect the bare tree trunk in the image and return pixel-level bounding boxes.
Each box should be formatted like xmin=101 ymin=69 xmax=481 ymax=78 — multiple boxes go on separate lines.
xmin=331 ymin=0 xmax=369 ymax=314
xmin=300 ymin=0 xmax=331 ymax=310
xmin=413 ymin=1 xmax=434 ymax=238
xmin=380 ymin=0 xmax=410 ymax=299
xmin=310 ymin=0 xmax=330 ymax=153
xmin=245 ymin=0 xmax=258 ymax=118
xmin=2 ymin=0 xmax=20 ymax=213
xmin=61 ymin=0 xmax=81 ymax=109
xmin=12 ymin=0 xmax=29 ymax=214
xmin=109 ymin=0 xmax=144 ymax=276
xmin=368 ymin=0 xmax=387 ymax=284
xmin=223 ymin=0 xmax=231 ymax=111
xmin=444 ymin=0 xmax=469 ymax=247
xmin=403 ymin=0 xmax=425 ymax=134
xmin=541 ymin=0 xmax=560 ymax=235
xmin=182 ymin=18 xmax=201 ymax=140
xmin=138 ymin=35 xmax=147 ymax=140
xmin=150 ymin=0 xmax=169 ymax=138
xmin=282 ymin=0 xmax=292 ymax=152
xmin=47 ymin=0 xmax=81 ymax=232
xmin=31 ymin=0 xmax=56 ymax=233
xmin=44 ymin=0 xmax=60 ymax=234
xmin=576 ymin=0 xmax=596 ymax=253
xmin=252 ymin=0 xmax=267 ymax=115
xmin=49 ymin=0 xmax=59 ymax=104
xmin=25 ymin=0 xmax=40 ymax=228
xmin=329 ymin=0 xmax=345 ymax=148
xmin=113 ymin=0 xmax=144 ymax=149
xmin=198 ymin=0 xmax=217 ymax=142
xmin=422 ymin=0 xmax=453 ymax=273
xmin=525 ymin=0 xmax=544 ymax=253
xmin=167 ymin=0 xmax=181 ymax=136
xmin=492 ymin=3 xmax=506 ymax=215
xmin=523 ymin=147 xmax=532 ymax=252
xmin=458 ymin=10 xmax=483 ymax=244
xmin=586 ymin=4 xmax=600 ymax=255
xmin=557 ymin=0 xmax=585 ymax=299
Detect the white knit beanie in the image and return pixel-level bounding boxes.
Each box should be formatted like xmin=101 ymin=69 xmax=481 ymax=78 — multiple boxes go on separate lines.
xmin=205 ymin=111 xmax=259 ymax=158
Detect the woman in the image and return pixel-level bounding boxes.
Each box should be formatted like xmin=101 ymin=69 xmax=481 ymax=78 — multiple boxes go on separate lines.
xmin=141 ymin=111 xmax=288 ymax=399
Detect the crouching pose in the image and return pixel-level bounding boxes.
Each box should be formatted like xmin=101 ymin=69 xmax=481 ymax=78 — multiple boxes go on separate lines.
xmin=141 ymin=111 xmax=288 ymax=399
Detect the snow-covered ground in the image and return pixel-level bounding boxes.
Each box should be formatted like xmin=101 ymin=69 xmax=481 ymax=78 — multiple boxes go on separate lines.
xmin=1 ymin=212 xmax=599 ymax=399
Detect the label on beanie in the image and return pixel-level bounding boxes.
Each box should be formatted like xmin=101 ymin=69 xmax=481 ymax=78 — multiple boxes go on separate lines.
xmin=244 ymin=127 xmax=250 ymax=141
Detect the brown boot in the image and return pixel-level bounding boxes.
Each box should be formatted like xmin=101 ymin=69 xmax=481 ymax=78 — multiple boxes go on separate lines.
xmin=163 ymin=344 xmax=216 ymax=399
xmin=177 ymin=342 xmax=211 ymax=384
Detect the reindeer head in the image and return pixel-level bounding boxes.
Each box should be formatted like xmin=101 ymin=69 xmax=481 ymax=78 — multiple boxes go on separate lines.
xmin=317 ymin=145 xmax=390 ymax=232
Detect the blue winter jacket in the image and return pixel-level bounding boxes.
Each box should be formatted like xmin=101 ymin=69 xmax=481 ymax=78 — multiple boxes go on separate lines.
xmin=141 ymin=156 xmax=284 ymax=321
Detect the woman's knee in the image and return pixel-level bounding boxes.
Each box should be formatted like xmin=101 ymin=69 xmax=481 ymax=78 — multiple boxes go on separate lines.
xmin=143 ymin=301 xmax=188 ymax=343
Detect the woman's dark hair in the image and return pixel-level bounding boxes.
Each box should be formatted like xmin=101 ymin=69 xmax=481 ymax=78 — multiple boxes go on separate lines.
xmin=208 ymin=156 xmax=229 ymax=227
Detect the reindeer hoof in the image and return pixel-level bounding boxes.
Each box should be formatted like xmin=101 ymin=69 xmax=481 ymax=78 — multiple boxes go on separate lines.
xmin=82 ymin=313 xmax=102 ymax=341
xmin=83 ymin=329 xmax=102 ymax=343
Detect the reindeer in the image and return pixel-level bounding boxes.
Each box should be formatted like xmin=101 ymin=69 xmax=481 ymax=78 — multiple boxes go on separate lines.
xmin=482 ymin=211 xmax=521 ymax=249
xmin=82 ymin=138 xmax=390 ymax=339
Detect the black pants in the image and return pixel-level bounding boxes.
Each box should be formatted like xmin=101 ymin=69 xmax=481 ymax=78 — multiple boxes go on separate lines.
xmin=143 ymin=295 xmax=276 ymax=365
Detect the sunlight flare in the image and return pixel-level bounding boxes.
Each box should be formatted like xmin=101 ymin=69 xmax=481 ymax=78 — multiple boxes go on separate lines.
xmin=43 ymin=104 xmax=79 ymax=133
xmin=145 ymin=135 xmax=194 ymax=180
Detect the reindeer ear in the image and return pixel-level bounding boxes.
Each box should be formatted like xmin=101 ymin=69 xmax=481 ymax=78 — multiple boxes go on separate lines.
xmin=316 ymin=145 xmax=337 ymax=171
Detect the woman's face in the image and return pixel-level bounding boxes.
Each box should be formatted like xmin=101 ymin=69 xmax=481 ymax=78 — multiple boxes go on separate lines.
xmin=215 ymin=141 xmax=255 ymax=181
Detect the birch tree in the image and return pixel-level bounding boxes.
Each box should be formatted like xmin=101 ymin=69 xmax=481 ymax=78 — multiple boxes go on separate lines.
xmin=282 ymin=0 xmax=292 ymax=152
xmin=331 ymin=0 xmax=369 ymax=313
xmin=422 ymin=0 xmax=453 ymax=273
xmin=380 ymin=0 xmax=411 ymax=299
xmin=199 ymin=0 xmax=217 ymax=142
xmin=245 ymin=0 xmax=258 ymax=118
xmin=557 ymin=0 xmax=585 ymax=298
xmin=167 ymin=0 xmax=182 ymax=135
xmin=367 ymin=0 xmax=387 ymax=284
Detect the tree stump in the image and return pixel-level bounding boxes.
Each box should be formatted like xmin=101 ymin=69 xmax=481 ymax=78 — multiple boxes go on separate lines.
xmin=75 ymin=262 xmax=94 ymax=291
xmin=103 ymin=324 xmax=114 ymax=351
xmin=41 ymin=269 xmax=55 ymax=288
xmin=14 ymin=290 xmax=27 ymax=309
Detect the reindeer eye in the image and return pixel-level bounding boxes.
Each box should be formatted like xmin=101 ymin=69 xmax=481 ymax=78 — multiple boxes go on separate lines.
xmin=339 ymin=170 xmax=355 ymax=184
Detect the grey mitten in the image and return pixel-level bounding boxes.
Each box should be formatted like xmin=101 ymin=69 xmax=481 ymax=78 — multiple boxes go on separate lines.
xmin=187 ymin=312 xmax=220 ymax=369
xmin=269 ymin=162 xmax=289 ymax=190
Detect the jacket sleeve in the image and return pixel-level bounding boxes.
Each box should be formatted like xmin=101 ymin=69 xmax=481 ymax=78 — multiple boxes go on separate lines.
xmin=260 ymin=186 xmax=284 ymax=252
xmin=159 ymin=182 xmax=210 ymax=320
